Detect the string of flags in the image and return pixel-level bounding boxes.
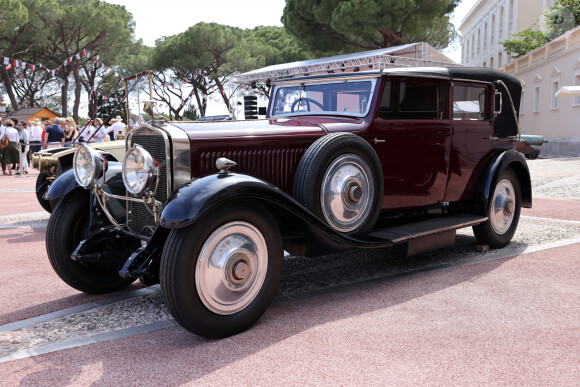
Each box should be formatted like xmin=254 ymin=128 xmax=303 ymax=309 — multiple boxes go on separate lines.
xmin=0 ymin=48 xmax=259 ymax=111
xmin=1 ymin=48 xmax=122 ymax=79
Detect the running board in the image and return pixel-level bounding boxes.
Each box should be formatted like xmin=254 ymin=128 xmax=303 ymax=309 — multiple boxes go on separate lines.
xmin=369 ymin=214 xmax=487 ymax=257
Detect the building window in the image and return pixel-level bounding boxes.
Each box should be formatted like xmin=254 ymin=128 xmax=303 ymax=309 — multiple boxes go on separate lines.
xmin=491 ymin=14 xmax=496 ymax=44
xmin=499 ymin=6 xmax=504 ymax=39
xmin=551 ymin=79 xmax=560 ymax=109
xmin=484 ymin=22 xmax=488 ymax=51
xmin=477 ymin=28 xmax=481 ymax=56
xmin=534 ymin=86 xmax=541 ymax=112
xmin=498 ymin=52 xmax=503 ymax=67
xmin=574 ymin=73 xmax=580 ymax=106
xmin=509 ymin=0 xmax=514 ymax=32
xmin=490 ymin=57 xmax=494 ymax=69
xmin=520 ymin=91 xmax=525 ymax=114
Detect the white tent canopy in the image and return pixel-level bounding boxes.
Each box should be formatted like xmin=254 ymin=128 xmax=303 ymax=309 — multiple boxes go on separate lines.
xmin=233 ymin=43 xmax=458 ymax=84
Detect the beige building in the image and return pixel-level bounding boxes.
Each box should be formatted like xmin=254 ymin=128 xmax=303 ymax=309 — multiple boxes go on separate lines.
xmin=461 ymin=0 xmax=580 ymax=157
xmin=502 ymin=25 xmax=580 ymax=156
xmin=460 ymin=0 xmax=557 ymax=69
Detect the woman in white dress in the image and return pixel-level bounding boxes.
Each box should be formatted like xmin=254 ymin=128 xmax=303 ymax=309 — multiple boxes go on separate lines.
xmin=16 ymin=121 xmax=29 ymax=175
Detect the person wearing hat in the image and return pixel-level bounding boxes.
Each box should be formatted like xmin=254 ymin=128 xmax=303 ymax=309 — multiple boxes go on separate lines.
xmin=29 ymin=118 xmax=44 ymax=154
xmin=107 ymin=115 xmax=126 ymax=140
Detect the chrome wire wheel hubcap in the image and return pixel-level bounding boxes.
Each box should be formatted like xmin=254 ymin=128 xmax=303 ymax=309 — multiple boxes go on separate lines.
xmin=321 ymin=154 xmax=373 ymax=232
xmin=490 ymin=178 xmax=516 ymax=235
xmin=196 ymin=221 xmax=268 ymax=315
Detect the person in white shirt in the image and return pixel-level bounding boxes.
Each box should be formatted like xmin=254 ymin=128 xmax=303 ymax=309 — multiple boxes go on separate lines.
xmin=78 ymin=119 xmax=95 ymax=142
xmin=93 ymin=118 xmax=108 ymax=142
xmin=0 ymin=117 xmax=6 ymax=174
xmin=29 ymin=118 xmax=44 ymax=154
xmin=1 ymin=120 xmax=20 ymax=175
xmin=107 ymin=116 xmax=126 ymax=140
xmin=16 ymin=121 xmax=29 ymax=175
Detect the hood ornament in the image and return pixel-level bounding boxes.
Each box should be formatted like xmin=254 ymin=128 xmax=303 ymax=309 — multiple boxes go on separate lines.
xmin=216 ymin=158 xmax=237 ymax=175
xmin=143 ymin=100 xmax=167 ymax=124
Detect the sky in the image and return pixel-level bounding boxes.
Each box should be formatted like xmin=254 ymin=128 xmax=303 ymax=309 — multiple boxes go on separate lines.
xmin=107 ymin=0 xmax=478 ymax=63
xmin=105 ymin=0 xmax=478 ymax=116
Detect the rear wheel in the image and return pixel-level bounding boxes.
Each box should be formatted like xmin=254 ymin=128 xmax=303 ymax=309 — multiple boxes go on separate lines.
xmin=160 ymin=204 xmax=283 ymax=338
xmin=46 ymin=190 xmax=134 ymax=293
xmin=473 ymin=168 xmax=521 ymax=248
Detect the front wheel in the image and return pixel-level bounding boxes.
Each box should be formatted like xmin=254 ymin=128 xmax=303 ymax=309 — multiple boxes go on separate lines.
xmin=46 ymin=190 xmax=134 ymax=293
xmin=160 ymin=204 xmax=283 ymax=338
xmin=473 ymin=168 xmax=521 ymax=248
xmin=35 ymin=172 xmax=54 ymax=213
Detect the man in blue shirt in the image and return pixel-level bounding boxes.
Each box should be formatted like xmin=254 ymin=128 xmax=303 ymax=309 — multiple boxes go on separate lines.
xmin=43 ymin=117 xmax=65 ymax=148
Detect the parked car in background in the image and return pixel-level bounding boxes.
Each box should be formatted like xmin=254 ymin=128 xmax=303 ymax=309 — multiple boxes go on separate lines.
xmin=34 ymin=140 xmax=125 ymax=212
xmin=42 ymin=67 xmax=531 ymax=339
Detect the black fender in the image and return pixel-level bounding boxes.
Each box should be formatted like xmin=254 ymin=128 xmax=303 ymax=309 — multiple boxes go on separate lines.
xmin=159 ymin=173 xmax=394 ymax=255
xmin=476 ymin=149 xmax=532 ymax=213
xmin=44 ymin=162 xmax=124 ymax=201
xmin=43 ymin=168 xmax=79 ymax=201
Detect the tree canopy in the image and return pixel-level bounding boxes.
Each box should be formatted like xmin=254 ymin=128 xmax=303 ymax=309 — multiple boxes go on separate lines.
xmin=281 ymin=0 xmax=460 ymax=52
xmin=500 ymin=1 xmax=580 ymax=59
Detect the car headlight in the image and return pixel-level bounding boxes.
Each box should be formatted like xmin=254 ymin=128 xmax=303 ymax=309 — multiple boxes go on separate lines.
xmin=73 ymin=144 xmax=106 ymax=187
xmin=122 ymin=145 xmax=159 ymax=195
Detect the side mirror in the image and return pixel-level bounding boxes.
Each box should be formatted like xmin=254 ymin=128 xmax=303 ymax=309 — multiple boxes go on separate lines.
xmin=493 ymin=90 xmax=502 ymax=116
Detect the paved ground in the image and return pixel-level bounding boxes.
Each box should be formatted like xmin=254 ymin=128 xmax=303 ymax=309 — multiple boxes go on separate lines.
xmin=0 ymin=158 xmax=578 ymax=385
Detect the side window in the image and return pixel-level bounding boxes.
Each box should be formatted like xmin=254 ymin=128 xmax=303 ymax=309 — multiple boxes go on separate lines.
xmin=453 ymin=85 xmax=487 ymax=120
xmin=378 ymin=80 xmax=444 ymax=120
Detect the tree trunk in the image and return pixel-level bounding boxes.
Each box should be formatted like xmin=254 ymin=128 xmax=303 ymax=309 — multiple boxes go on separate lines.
xmin=214 ymin=78 xmax=230 ymax=112
xmin=0 ymin=67 xmax=19 ymax=110
xmin=61 ymin=77 xmax=69 ymax=117
xmin=72 ymin=64 xmax=82 ymax=122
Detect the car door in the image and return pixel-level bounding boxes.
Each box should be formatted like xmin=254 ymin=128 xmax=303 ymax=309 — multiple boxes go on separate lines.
xmin=445 ymin=82 xmax=493 ymax=202
xmin=372 ymin=77 xmax=452 ymax=210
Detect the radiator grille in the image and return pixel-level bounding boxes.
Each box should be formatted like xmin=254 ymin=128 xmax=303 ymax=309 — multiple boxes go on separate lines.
xmin=127 ymin=130 xmax=168 ymax=234
xmin=199 ymin=148 xmax=306 ymax=193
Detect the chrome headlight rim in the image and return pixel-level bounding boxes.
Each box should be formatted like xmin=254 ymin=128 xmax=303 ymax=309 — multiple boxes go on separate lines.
xmin=73 ymin=144 xmax=105 ymax=188
xmin=122 ymin=144 xmax=159 ymax=195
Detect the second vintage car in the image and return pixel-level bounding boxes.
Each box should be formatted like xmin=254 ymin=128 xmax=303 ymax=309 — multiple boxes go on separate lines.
xmin=43 ymin=67 xmax=531 ymax=338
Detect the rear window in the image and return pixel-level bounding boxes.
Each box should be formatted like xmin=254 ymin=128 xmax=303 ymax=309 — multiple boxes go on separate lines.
xmin=453 ymin=85 xmax=487 ymax=120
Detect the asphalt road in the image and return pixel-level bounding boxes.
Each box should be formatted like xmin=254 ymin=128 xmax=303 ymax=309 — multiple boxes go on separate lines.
xmin=0 ymin=158 xmax=578 ymax=385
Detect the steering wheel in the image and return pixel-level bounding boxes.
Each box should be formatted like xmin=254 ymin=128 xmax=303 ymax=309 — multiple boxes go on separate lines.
xmin=291 ymin=98 xmax=324 ymax=112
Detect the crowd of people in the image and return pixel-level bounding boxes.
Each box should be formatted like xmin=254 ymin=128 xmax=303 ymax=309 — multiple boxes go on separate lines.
xmin=0 ymin=115 xmax=126 ymax=176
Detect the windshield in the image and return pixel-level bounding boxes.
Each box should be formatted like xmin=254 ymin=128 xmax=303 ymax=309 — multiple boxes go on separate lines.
xmin=270 ymin=79 xmax=375 ymax=117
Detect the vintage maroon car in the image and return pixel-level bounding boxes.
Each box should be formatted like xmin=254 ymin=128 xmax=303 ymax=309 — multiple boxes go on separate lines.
xmin=44 ymin=67 xmax=531 ymax=338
